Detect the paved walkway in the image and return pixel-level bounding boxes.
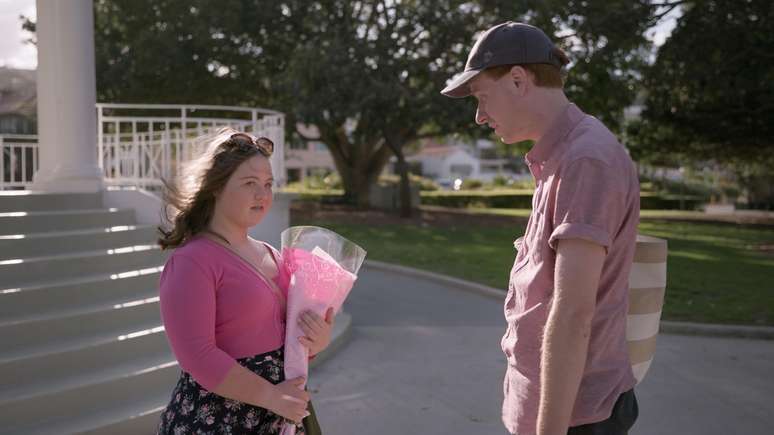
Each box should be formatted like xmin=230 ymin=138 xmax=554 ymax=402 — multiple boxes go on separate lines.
xmin=308 ymin=267 xmax=774 ymax=435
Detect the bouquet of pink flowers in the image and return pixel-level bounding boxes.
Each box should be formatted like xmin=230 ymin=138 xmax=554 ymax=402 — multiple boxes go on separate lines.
xmin=280 ymin=226 xmax=366 ymax=435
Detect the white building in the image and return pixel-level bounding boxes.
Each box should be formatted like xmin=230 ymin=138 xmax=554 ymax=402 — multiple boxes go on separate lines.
xmin=403 ymin=138 xmax=524 ymax=186
xmin=408 ymin=142 xmax=480 ymax=180
xmin=0 ymin=67 xmax=37 ymax=135
xmin=285 ymin=123 xmax=337 ymax=183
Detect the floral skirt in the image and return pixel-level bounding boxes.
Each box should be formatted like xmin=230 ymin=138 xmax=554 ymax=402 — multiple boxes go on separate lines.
xmin=157 ymin=348 xmax=306 ymax=435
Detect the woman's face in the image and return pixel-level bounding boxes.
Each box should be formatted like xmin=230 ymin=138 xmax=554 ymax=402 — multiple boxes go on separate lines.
xmin=214 ymin=155 xmax=274 ymax=229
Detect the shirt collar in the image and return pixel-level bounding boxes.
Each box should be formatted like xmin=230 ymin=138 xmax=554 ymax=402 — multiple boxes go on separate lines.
xmin=524 ymin=103 xmax=585 ymax=179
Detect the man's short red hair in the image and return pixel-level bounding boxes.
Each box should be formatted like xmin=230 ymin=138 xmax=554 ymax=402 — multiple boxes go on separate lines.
xmin=483 ymin=47 xmax=569 ymax=88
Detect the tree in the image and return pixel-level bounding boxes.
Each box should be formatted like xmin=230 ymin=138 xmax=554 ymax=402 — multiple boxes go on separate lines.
xmin=480 ymin=0 xmax=659 ymax=132
xmin=274 ymin=1 xmax=485 ymax=214
xmin=279 ymin=0 xmax=662 ymax=214
xmin=33 ymin=0 xmax=484 ymax=214
xmin=626 ymin=0 xmax=774 ymax=205
xmin=90 ymin=0 xmax=306 ymax=107
xmin=25 ymin=0 xmax=668 ymax=214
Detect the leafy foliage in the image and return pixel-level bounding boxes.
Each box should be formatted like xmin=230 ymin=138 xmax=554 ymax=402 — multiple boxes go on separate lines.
xmin=26 ymin=0 xmax=672 ymax=208
xmin=628 ymin=0 xmax=774 ymax=165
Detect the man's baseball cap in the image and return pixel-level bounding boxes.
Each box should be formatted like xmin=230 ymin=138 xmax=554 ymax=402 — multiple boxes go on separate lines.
xmin=441 ymin=21 xmax=567 ymax=98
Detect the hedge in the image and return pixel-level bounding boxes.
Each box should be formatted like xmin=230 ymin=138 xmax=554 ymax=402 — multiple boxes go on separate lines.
xmin=287 ymin=189 xmax=706 ymax=210
xmin=420 ymin=190 xmax=705 ymax=210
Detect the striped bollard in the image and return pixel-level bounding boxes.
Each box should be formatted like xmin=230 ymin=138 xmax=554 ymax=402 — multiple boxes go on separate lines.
xmin=627 ymin=235 xmax=668 ymax=384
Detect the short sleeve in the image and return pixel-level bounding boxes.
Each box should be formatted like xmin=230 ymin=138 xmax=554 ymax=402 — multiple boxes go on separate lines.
xmin=159 ymin=254 xmax=236 ymax=391
xmin=549 ymin=158 xmax=625 ymax=252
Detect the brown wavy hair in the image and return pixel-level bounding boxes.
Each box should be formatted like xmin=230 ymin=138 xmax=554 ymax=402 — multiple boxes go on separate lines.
xmin=157 ymin=127 xmax=273 ymax=250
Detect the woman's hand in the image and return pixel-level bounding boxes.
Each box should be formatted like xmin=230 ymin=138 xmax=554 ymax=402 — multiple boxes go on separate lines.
xmin=269 ymin=377 xmax=310 ymax=424
xmin=298 ymin=307 xmax=335 ymax=356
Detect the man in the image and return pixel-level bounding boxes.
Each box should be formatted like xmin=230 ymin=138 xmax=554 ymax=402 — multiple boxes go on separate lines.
xmin=441 ymin=22 xmax=640 ymax=435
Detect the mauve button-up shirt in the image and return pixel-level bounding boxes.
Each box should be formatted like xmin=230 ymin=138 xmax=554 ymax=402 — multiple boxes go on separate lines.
xmin=501 ymin=104 xmax=639 ymax=434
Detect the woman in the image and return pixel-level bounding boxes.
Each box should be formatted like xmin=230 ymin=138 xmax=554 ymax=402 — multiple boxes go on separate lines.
xmin=156 ymin=128 xmax=332 ymax=434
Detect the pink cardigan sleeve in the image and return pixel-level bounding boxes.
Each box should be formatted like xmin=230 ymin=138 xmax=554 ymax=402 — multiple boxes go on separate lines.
xmin=159 ymin=254 xmax=237 ymax=391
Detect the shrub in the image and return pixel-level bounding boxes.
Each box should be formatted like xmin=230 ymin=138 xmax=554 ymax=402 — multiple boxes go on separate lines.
xmin=377 ymin=174 xmax=440 ymax=191
xmin=421 ymin=191 xmax=704 ymax=210
xmin=461 ymin=179 xmax=483 ymax=190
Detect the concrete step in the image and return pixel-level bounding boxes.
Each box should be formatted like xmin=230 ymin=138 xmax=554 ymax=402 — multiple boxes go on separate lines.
xmin=0 ymin=244 xmax=166 ymax=289
xmin=0 ymin=270 xmax=161 ymax=323
xmin=0 ymin=190 xmax=177 ymax=434
xmin=0 ymin=224 xmax=158 ymax=260
xmin=0 ymin=345 xmax=174 ymax=409
xmin=0 ymin=297 xmax=162 ymax=359
xmin=1 ymin=359 xmax=178 ymax=435
xmin=0 ymin=208 xmax=136 ymax=235
xmin=0 ymin=312 xmax=356 ymax=434
xmin=73 ymin=312 xmax=356 ymax=435
xmin=0 ymin=191 xmax=102 ymax=213
xmin=0 ymin=327 xmax=171 ymax=405
xmin=75 ymin=404 xmax=167 ymax=435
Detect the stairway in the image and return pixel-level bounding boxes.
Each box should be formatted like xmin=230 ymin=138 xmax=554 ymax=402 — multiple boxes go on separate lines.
xmin=0 ymin=191 xmax=176 ymax=434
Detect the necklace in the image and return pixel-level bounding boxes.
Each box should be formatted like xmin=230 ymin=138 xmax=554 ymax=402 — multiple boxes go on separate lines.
xmin=205 ymin=228 xmax=232 ymax=245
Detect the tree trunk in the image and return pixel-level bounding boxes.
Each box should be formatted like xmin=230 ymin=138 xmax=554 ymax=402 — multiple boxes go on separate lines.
xmin=393 ymin=149 xmax=413 ymax=218
xmin=322 ymin=130 xmax=393 ymax=209
xmin=339 ymin=165 xmax=374 ymax=208
xmin=383 ymin=132 xmax=413 ymax=218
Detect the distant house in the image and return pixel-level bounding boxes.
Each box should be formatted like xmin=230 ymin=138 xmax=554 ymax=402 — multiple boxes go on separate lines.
xmin=402 ymin=138 xmax=526 ymax=184
xmin=0 ymin=67 xmax=37 ymax=135
xmin=285 ymin=123 xmax=337 ymax=183
xmin=406 ymin=141 xmax=479 ymax=181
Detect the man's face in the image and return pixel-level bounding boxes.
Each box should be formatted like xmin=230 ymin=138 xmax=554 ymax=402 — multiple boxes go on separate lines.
xmin=469 ymin=67 xmax=537 ymax=144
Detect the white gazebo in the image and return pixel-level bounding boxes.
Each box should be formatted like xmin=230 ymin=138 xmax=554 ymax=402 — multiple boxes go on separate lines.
xmin=0 ymin=1 xmax=295 ymax=433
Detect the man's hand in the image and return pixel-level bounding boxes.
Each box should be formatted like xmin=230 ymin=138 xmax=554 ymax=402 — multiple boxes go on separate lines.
xmin=298 ymin=307 xmax=335 ymax=356
xmin=537 ymin=238 xmax=605 ymax=435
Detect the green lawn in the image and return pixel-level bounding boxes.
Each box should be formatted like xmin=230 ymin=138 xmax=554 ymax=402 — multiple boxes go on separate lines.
xmin=436 ymin=207 xmax=767 ymax=221
xmin=292 ymin=215 xmax=774 ymax=326
xmin=637 ymin=220 xmax=774 ymax=325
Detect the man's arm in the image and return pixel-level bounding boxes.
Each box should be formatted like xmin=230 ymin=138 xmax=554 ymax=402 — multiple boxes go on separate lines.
xmin=537 ymin=238 xmax=605 ymax=435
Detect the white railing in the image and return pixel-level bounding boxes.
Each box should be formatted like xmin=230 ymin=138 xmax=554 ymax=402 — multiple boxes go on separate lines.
xmin=0 ymin=135 xmax=39 ymax=190
xmin=0 ymin=104 xmax=286 ymax=191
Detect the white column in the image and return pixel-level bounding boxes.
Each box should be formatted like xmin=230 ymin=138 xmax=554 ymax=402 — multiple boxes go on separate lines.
xmin=31 ymin=0 xmax=103 ymax=193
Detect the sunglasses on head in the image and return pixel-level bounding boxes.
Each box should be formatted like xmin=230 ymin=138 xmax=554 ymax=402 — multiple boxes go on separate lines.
xmin=228 ymin=132 xmax=274 ymax=157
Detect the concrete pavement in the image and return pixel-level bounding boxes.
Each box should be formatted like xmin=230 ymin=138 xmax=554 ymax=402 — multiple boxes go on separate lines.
xmin=634 ymin=334 xmax=773 ymax=434
xmin=308 ymin=267 xmax=774 ymax=435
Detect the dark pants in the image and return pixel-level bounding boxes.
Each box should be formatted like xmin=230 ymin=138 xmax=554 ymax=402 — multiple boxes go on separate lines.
xmin=303 ymin=400 xmax=323 ymax=435
xmin=567 ymin=389 xmax=638 ymax=435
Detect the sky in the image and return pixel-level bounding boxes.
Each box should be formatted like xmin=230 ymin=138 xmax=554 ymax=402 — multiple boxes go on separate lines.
xmin=0 ymin=0 xmax=36 ymax=69
xmin=646 ymin=4 xmax=683 ymax=47
xmin=0 ymin=0 xmax=682 ymax=71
